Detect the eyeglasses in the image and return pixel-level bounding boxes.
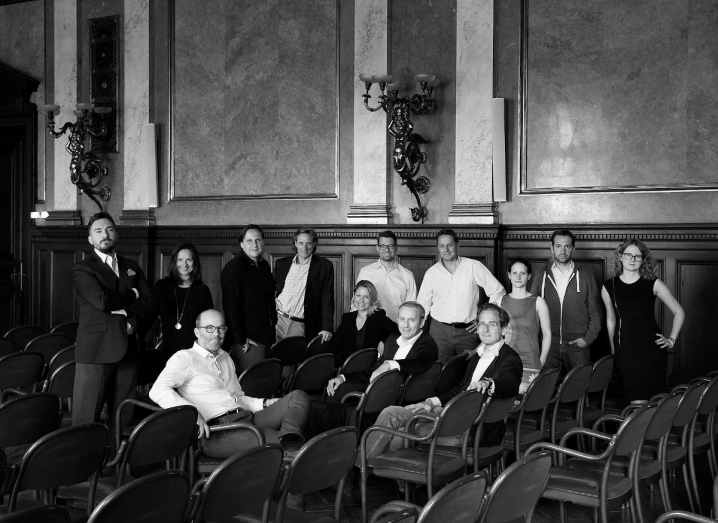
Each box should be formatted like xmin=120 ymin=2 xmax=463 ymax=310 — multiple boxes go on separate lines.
xmin=622 ymin=253 xmax=643 ymax=262
xmin=377 ymin=245 xmax=397 ymax=251
xmin=197 ymin=325 xmax=228 ymax=334
xmin=478 ymin=321 xmax=501 ymax=329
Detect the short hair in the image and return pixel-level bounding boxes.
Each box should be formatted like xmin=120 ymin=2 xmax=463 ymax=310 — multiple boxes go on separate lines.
xmin=354 ymin=280 xmax=380 ymax=315
xmin=196 ymin=308 xmax=223 ymax=327
xmin=167 ymin=243 xmax=203 ymax=285
xmin=551 ymin=229 xmax=575 ymax=246
xmin=508 ymin=257 xmax=533 ymax=276
xmin=292 ymin=227 xmax=318 ymax=254
xmin=477 ymin=302 xmax=510 ymax=328
xmin=610 ymin=239 xmax=659 ymax=280
xmin=398 ymin=301 xmax=425 ymax=320
xmin=87 ymin=212 xmax=116 ymax=233
xmin=239 ymin=224 xmax=264 ymax=243
xmin=377 ymin=230 xmax=398 ymax=245
xmin=436 ymin=228 xmax=459 ymax=244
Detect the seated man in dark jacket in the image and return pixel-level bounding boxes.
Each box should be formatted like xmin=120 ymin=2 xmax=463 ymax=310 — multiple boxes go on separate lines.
xmin=364 ymin=302 xmax=522 ymax=459
xmin=325 ymin=301 xmax=438 ymax=404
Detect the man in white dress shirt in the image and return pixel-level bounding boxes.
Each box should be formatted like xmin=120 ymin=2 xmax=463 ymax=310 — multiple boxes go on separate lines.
xmin=150 ymin=309 xmax=310 ymax=458
xmin=417 ymin=229 xmax=505 ymax=364
xmin=355 ymin=231 xmax=417 ymax=322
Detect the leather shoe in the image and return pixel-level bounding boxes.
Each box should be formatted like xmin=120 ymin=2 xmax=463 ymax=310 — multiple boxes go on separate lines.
xmin=280 ymin=433 xmax=305 ymax=461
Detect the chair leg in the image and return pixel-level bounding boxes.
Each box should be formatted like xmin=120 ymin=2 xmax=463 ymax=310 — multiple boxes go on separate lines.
xmin=361 ymin=467 xmax=369 ymax=523
xmin=628 ymin=495 xmax=641 ymax=523
xmin=559 ymin=500 xmax=567 ymax=523
xmin=688 ymin=450 xmax=702 ymax=515
xmin=681 ymin=462 xmax=696 ymax=513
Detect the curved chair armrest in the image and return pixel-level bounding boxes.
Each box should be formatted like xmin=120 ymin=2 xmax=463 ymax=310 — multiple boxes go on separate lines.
xmin=671 ymin=384 xmax=689 ymax=393
xmin=341 ymin=391 xmax=364 ymax=404
xmin=526 ymin=438 xmax=616 ymax=462
xmin=361 ymin=424 xmax=435 ymax=445
xmin=509 ymin=395 xmax=526 ymax=414
xmin=369 ymin=501 xmax=421 ymax=523
xmin=104 ymin=439 xmax=129 ymax=468
xmin=591 ymin=413 xmax=625 ymax=432
xmin=655 ymin=511 xmax=717 ymax=523
xmin=208 ymin=422 xmax=265 ymax=445
xmin=620 ymin=404 xmax=642 ymax=417
xmin=405 ymin=411 xmax=439 ymax=433
xmin=1 ymin=388 xmax=27 ymax=400
xmin=114 ymin=398 xmax=162 ymax=450
xmin=559 ymin=427 xmax=612 ymax=448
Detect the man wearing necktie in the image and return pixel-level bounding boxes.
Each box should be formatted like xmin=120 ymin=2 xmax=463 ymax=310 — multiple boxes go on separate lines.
xmin=364 ymin=302 xmax=523 ymax=459
xmin=72 ymin=212 xmax=153 ymax=430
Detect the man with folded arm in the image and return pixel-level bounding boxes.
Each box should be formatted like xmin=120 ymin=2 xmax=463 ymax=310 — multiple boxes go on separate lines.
xmin=149 ymin=309 xmax=309 ymax=458
xmin=325 ymin=301 xmax=437 ymax=403
xmin=364 ymin=303 xmax=522 ymax=460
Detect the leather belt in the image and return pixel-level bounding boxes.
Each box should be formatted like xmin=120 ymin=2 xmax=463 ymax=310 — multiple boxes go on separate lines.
xmin=437 ymin=320 xmax=472 ymax=329
xmin=207 ymin=407 xmax=243 ymax=426
xmin=279 ymin=311 xmax=304 ymax=323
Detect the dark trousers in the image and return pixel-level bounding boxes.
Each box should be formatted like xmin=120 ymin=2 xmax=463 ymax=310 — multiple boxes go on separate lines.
xmin=201 ymin=390 xmax=310 ymax=458
xmin=72 ymin=346 xmax=137 ymax=432
xmin=429 ymin=319 xmax=480 ymax=364
xmin=542 ymin=341 xmax=590 ymax=374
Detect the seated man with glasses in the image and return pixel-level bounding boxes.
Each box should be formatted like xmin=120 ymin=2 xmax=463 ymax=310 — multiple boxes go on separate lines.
xmin=150 ymin=308 xmax=310 ymax=458
xmin=363 ymin=303 xmax=522 ymax=460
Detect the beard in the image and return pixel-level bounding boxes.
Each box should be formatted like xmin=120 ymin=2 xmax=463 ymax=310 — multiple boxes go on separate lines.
xmin=95 ymin=238 xmax=116 ymax=254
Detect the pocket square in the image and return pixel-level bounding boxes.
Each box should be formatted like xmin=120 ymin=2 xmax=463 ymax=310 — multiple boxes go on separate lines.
xmin=127 ymin=269 xmax=136 ymax=276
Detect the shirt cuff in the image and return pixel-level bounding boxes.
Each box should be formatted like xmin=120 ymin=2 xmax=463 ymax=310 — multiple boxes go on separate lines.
xmin=132 ymin=288 xmax=139 ymax=299
xmin=427 ymin=396 xmax=441 ymax=408
xmin=387 ymin=361 xmax=400 ymax=371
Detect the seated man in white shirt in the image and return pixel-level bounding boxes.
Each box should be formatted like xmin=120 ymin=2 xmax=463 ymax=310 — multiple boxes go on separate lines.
xmin=364 ymin=303 xmax=522 ymax=460
xmin=325 ymin=302 xmax=438 ymax=403
xmin=149 ymin=309 xmax=310 ymax=458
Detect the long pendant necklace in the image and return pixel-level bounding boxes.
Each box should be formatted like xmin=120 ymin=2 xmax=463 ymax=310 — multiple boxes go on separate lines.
xmin=174 ymin=286 xmax=190 ymax=330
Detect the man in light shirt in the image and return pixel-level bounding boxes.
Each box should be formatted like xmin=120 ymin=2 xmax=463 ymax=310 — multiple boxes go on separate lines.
xmin=354 ymin=231 xmax=417 ymax=322
xmin=528 ymin=229 xmax=603 ymax=372
xmin=364 ymin=303 xmax=522 ymax=460
xmin=417 ymin=229 xmax=505 ymax=364
xmin=325 ymin=302 xmax=438 ymax=402
xmin=274 ymin=227 xmax=334 ymax=343
xmin=149 ymin=309 xmax=310 ymax=458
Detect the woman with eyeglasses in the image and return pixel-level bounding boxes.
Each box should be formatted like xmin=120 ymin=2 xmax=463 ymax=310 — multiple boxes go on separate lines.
xmin=152 ymin=243 xmax=214 ymax=363
xmin=601 ymin=239 xmax=684 ymax=402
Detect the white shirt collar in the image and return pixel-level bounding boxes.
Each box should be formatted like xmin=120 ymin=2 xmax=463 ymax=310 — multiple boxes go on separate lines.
xmin=398 ymin=330 xmax=422 ymax=347
xmin=95 ymin=249 xmax=116 ymax=264
xmin=477 ymin=340 xmax=504 ymax=358
xmin=551 ymin=260 xmax=574 ymax=275
xmin=293 ymin=254 xmax=312 ymax=266
xmin=375 ymin=258 xmax=398 ymax=272
xmin=190 ymin=342 xmax=223 ymax=359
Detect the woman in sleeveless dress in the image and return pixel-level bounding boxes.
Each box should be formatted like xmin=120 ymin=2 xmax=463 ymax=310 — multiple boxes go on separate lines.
xmin=601 ymin=239 xmax=684 ymax=402
xmin=499 ymin=257 xmax=552 ymax=370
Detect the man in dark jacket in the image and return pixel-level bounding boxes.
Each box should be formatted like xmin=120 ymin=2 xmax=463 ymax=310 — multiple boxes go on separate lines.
xmin=528 ymin=229 xmax=603 ymax=372
xmin=220 ymin=224 xmax=276 ymax=373
xmin=72 ymin=212 xmax=153 ymax=429
xmin=274 ymin=227 xmax=335 ymax=343
xmin=325 ymin=301 xmax=438 ymax=402
xmin=364 ymin=303 xmax=522 ymax=459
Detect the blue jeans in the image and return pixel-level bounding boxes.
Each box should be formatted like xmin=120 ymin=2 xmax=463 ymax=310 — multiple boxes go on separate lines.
xmin=543 ymin=342 xmax=590 ymax=374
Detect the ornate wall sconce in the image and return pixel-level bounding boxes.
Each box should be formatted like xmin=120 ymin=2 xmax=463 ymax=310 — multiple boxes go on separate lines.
xmin=360 ymin=73 xmax=439 ymax=223
xmin=40 ymin=103 xmax=112 ymax=210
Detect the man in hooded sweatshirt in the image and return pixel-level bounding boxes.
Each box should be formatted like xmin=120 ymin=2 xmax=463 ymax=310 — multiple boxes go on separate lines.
xmin=529 ymin=229 xmax=603 ymax=372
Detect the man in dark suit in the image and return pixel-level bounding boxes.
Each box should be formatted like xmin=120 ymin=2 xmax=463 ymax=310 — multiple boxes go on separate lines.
xmin=325 ymin=301 xmax=438 ymax=402
xmin=72 ymin=212 xmax=153 ymax=429
xmin=220 ymin=224 xmax=276 ymax=373
xmin=273 ymin=227 xmax=334 ymax=343
xmin=364 ymin=302 xmax=522 ymax=459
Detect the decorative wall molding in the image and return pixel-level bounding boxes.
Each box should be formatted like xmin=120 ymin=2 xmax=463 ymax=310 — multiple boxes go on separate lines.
xmin=119 ymin=208 xmax=156 ymax=226
xmin=346 ymin=204 xmax=393 ymax=225
xmin=448 ymin=203 xmax=498 ymax=225
xmin=89 ymin=15 xmax=119 ymax=152
xmin=43 ymin=210 xmax=82 ymax=225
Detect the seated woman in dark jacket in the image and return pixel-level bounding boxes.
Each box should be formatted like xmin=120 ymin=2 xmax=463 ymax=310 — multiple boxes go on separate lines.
xmin=320 ymin=280 xmax=398 ymax=365
xmin=325 ymin=301 xmax=438 ymax=403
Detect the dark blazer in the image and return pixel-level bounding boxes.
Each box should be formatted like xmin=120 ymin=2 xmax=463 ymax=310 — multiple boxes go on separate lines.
xmin=274 ymin=255 xmax=335 ymax=340
xmin=345 ymin=331 xmax=438 ymax=384
xmin=73 ymin=251 xmax=153 ymax=364
xmin=221 ymin=250 xmax=276 ymax=347
xmin=324 ymin=309 xmax=398 ymax=364
xmin=438 ymin=343 xmax=523 ymax=405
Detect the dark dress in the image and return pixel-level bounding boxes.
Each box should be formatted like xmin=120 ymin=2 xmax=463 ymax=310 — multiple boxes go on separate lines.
xmin=605 ymin=276 xmax=665 ymax=401
xmin=152 ymin=278 xmax=214 ymax=361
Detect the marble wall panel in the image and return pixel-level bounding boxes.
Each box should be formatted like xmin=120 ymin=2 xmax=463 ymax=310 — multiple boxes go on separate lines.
xmin=172 ymin=0 xmax=338 ymax=200
xmin=523 ymin=0 xmax=718 ymax=191
xmin=389 ymin=0 xmax=456 ymax=223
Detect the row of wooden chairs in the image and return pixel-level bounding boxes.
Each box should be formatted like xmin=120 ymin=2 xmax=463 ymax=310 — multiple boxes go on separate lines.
xmin=1 ymin=322 xmax=78 ymax=355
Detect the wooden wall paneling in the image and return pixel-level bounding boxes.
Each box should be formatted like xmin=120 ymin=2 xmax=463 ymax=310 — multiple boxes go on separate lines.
xmin=32 ymin=245 xmax=50 ymax=328
xmin=676 ymin=261 xmax=718 ymax=373
xmin=398 ymin=255 xmax=436 ymax=294
xmin=49 ymin=249 xmax=78 ymax=329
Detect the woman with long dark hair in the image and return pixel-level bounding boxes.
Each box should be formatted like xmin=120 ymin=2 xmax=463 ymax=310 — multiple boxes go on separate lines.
xmin=601 ymin=239 xmax=684 ymax=402
xmin=152 ymin=243 xmax=214 ymax=361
